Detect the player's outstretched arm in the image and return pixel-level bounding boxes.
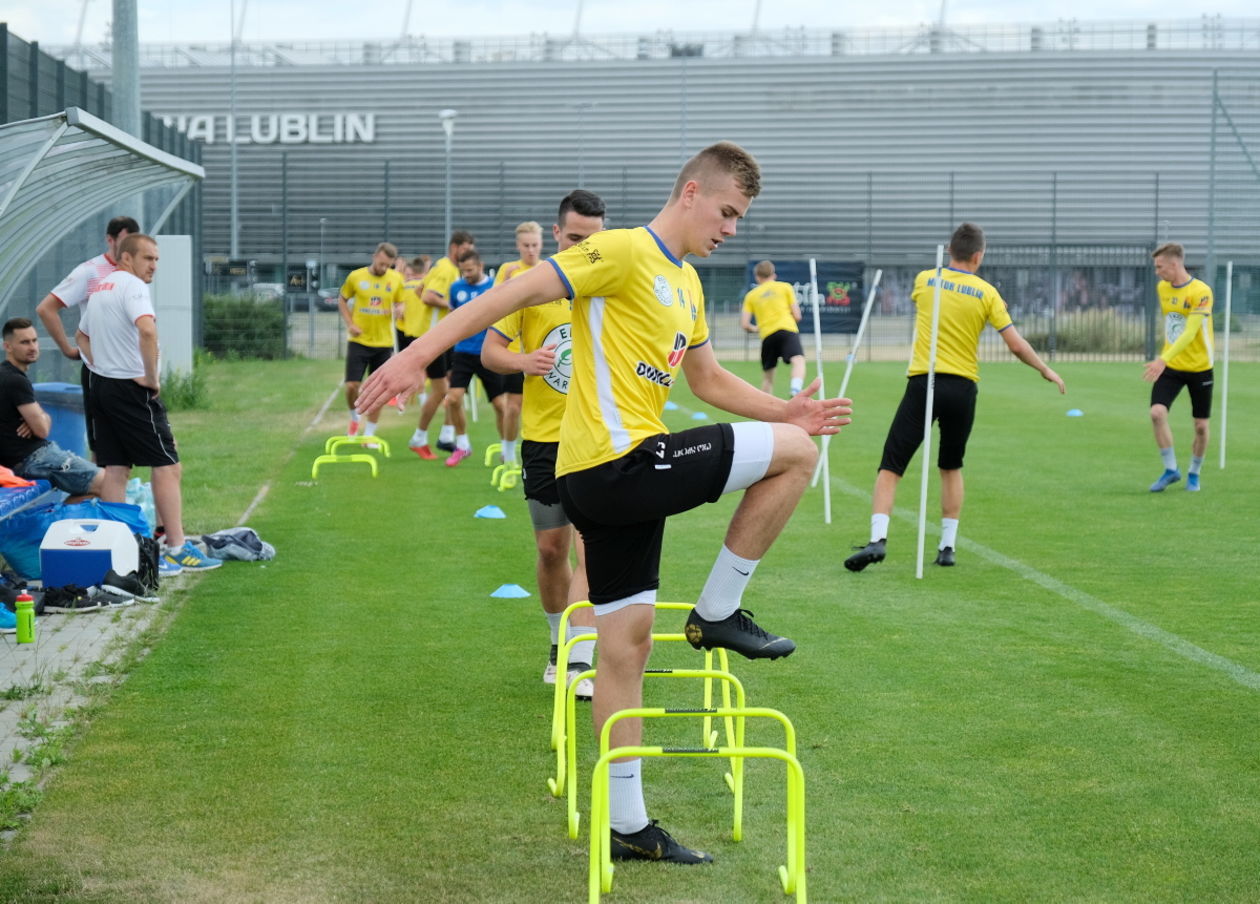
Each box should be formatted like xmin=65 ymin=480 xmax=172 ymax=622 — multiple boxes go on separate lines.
xmin=482 ymin=331 xmax=556 ymax=376
xmin=681 ymin=345 xmax=851 ymax=435
xmin=1000 ymin=325 xmax=1066 ymax=394
xmin=357 ymin=265 xmax=565 ymax=413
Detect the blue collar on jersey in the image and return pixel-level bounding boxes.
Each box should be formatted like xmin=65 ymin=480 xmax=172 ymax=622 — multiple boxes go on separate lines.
xmin=643 ymin=226 xmax=684 ymax=268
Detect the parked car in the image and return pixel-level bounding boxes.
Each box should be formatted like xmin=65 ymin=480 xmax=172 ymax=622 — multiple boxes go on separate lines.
xmin=249 ymin=282 xmax=286 ymax=302
xmin=317 ymin=287 xmax=342 ymax=310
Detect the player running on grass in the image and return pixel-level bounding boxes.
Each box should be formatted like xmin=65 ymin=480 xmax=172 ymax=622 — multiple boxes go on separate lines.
xmin=1143 ymin=242 xmax=1215 ymax=493
xmin=359 ymin=142 xmax=850 ymax=866
xmin=740 ymin=259 xmax=806 ymax=397
xmin=482 ymin=191 xmax=607 ymax=701
xmin=339 ymin=242 xmax=403 ymax=441
xmin=844 ymin=222 xmax=1064 ymax=573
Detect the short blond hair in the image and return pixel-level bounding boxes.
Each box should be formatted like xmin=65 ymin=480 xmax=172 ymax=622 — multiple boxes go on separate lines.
xmin=754 ymin=260 xmax=775 ymax=279
xmin=1152 ymin=242 xmax=1185 ymax=261
xmin=670 ymin=141 xmax=761 ymax=202
xmin=376 ymin=242 xmax=398 ymax=259
xmin=515 ymin=221 xmax=543 ymax=237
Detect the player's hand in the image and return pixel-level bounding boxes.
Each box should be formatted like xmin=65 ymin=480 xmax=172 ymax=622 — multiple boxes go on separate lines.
xmin=16 ymin=423 xmax=32 ymax=439
xmin=347 ymin=323 xmax=363 ymax=338
xmin=1044 ymin=367 xmax=1066 ymax=393
xmin=61 ymin=347 xmax=82 ymax=361
xmin=357 ymin=350 xmax=427 ymax=414
xmin=522 ymin=344 xmax=557 ymax=376
xmin=784 ymin=377 xmax=852 ymax=436
xmin=1142 ymin=358 xmax=1166 ymax=382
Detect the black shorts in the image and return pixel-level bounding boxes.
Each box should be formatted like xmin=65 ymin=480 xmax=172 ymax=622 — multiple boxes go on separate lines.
xmin=396 ymin=329 xmax=415 ymax=352
xmin=761 ymin=329 xmax=805 ymax=371
xmin=89 ymin=374 xmax=180 ymax=468
xmin=879 ymin=373 xmax=977 ymax=475
xmin=426 ymin=349 xmax=452 ymax=382
xmin=345 ymin=342 xmax=392 ymax=384
xmin=522 ymin=439 xmax=561 ymax=505
xmin=80 ymin=361 xmax=96 ymax=454
xmin=557 ymin=424 xmax=735 ymax=606
xmin=1151 ymin=367 xmax=1213 ymax=419
xmin=503 ymin=372 xmax=524 ymax=395
xmin=449 ymin=351 xmax=506 ymax=400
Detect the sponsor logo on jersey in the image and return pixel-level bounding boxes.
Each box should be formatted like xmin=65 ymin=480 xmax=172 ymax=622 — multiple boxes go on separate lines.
xmin=542 ymin=323 xmax=573 ymax=394
xmin=653 ymin=275 xmax=673 ymax=306
xmin=667 ymin=331 xmax=688 ymax=368
xmin=359 ymin=280 xmax=371 ymax=290
xmin=635 ymin=361 xmax=673 ymax=388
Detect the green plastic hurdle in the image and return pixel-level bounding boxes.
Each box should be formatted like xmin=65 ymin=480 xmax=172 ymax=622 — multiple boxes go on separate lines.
xmin=588 ymin=708 xmax=806 ymax=903
xmin=556 ymin=668 xmax=747 ymax=839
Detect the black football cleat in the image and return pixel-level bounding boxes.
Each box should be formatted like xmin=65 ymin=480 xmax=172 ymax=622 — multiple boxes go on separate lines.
xmin=684 ymin=608 xmax=795 ymax=660
xmin=844 ymin=539 xmax=886 ymax=572
xmin=934 ymin=546 xmax=956 ymax=567
xmin=610 ymin=820 xmax=713 ymax=864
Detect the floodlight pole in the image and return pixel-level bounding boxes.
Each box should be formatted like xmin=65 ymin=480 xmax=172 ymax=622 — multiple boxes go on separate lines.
xmin=229 ymin=0 xmax=241 ymax=259
xmin=439 ymin=109 xmax=458 ymax=244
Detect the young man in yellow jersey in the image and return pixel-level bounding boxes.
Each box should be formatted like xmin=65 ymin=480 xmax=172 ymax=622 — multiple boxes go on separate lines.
xmin=395 ymin=255 xmax=432 ymax=353
xmin=409 ymin=231 xmax=475 ymax=458
xmin=740 ymin=260 xmax=805 ymax=396
xmin=490 ymin=221 xmax=545 ymax=468
xmin=483 ymin=191 xmax=606 ymax=700
xmin=1143 ymin=243 xmax=1215 ymax=492
xmin=845 ymin=222 xmax=1065 ymax=572
xmin=338 ymin=242 xmax=403 ymax=439
xmin=358 ymin=143 xmax=851 ymax=864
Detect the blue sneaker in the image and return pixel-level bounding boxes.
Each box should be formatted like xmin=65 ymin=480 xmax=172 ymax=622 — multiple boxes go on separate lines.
xmin=159 ymin=557 xmax=182 ymax=577
xmin=163 ymin=541 xmax=223 ymax=571
xmin=1186 ymin=473 xmax=1201 ymax=492
xmin=0 ymin=607 xmax=15 ymax=634
xmin=1149 ymin=469 xmax=1181 ymax=492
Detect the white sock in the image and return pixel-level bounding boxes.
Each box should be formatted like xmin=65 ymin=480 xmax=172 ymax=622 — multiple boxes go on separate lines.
xmin=871 ymin=513 xmax=890 ymax=544
xmin=940 ymin=518 xmax=959 ymax=551
xmin=789 ymin=377 xmax=803 ymax=395
xmin=439 ymin=424 xmax=455 ymax=443
xmin=455 ymin=434 xmax=471 ymax=452
xmin=418 ymin=392 xmax=428 ymax=407
xmin=1189 ymin=455 xmax=1205 ymax=476
xmin=363 ymin=421 xmax=378 ymax=437
xmin=568 ymin=623 xmax=596 ymax=666
xmin=1160 ymin=446 xmax=1177 ymax=470
xmin=411 ymin=428 xmax=427 ymax=446
xmin=349 ymin=410 xmax=361 ymax=423
xmin=546 ymin=611 xmax=562 ymax=644
xmin=608 ymin=759 xmax=649 ymax=834
xmin=502 ymin=439 xmax=517 ymax=465
xmin=694 ymin=545 xmax=759 ymax=622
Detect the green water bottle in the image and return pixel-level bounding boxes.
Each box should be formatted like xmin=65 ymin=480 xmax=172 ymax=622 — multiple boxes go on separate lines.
xmin=15 ymin=592 xmax=35 ymax=644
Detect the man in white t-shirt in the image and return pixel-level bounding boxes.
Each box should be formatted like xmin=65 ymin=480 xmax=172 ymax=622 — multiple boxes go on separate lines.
xmin=36 ymin=216 xmax=139 ymax=455
xmin=76 ymin=234 xmax=221 ymax=575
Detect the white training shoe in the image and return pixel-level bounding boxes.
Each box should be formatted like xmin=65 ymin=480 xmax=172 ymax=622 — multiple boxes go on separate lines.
xmin=568 ymin=664 xmax=594 ymax=701
xmin=543 ymin=662 xmax=558 ymax=685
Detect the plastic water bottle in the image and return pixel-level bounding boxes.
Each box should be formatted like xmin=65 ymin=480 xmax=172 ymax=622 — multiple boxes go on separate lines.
xmin=15 ymin=592 xmax=35 ymax=644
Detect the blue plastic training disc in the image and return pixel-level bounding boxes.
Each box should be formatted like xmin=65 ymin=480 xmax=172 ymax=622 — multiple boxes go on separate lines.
xmin=663 ymin=400 xmax=679 ymax=411
xmin=1066 ymin=409 xmax=1084 ymax=417
xmin=490 ymin=583 xmax=531 ymax=598
xmin=475 ymin=505 xmax=507 ymax=519
xmin=690 ymin=411 xmax=708 ymax=420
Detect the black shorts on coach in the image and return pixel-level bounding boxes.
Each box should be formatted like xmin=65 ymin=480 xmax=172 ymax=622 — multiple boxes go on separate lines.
xmin=558 ymin=424 xmax=735 ymax=606
xmin=89 ymin=374 xmax=180 ymax=468
xmin=879 ymin=373 xmax=978 ymax=475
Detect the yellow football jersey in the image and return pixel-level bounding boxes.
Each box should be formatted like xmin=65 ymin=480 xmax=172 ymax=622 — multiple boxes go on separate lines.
xmin=490 ymin=298 xmax=571 ymax=442
xmin=908 ymin=267 xmax=1012 ymax=382
xmin=1157 ymin=278 xmax=1214 ymax=372
xmin=493 ymin=259 xmax=538 ymax=354
xmin=341 ymin=266 xmax=404 ymax=348
xmin=741 ymin=280 xmax=800 ymax=340
xmin=423 ymin=257 xmax=460 ymax=301
xmin=550 ymin=227 xmax=708 ymax=476
xmin=397 ymin=277 xmax=426 ymax=338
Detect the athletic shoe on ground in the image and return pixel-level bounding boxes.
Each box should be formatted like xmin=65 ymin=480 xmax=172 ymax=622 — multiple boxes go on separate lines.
xmin=0 ymin=607 xmax=15 ymax=634
xmin=86 ymin=587 xmax=134 ymax=609
xmin=610 ymin=820 xmax=713 ymax=864
xmin=1186 ymin=473 xmax=1201 ymax=492
xmin=543 ymin=644 xmax=559 ymax=684
xmin=363 ymin=441 xmax=381 ymax=450
xmin=436 ymin=438 xmax=456 ymax=453
xmin=388 ymin=395 xmax=403 ymax=411
xmin=159 ymin=557 xmax=182 ymax=577
xmin=1149 ymin=468 xmax=1181 ymax=492
xmin=347 ymin=419 xmax=360 ymax=436
xmin=934 ymin=546 xmax=956 ymax=567
xmin=102 ymin=569 xmax=160 ymax=603
xmin=684 ymin=608 xmax=795 ymax=660
xmin=411 ymin=444 xmax=438 ymax=461
xmin=568 ymin=662 xmax=594 ymax=701
xmin=445 ymin=448 xmax=471 ymax=467
xmin=163 ymin=541 xmax=223 ymax=571
xmin=844 ymin=538 xmax=886 ymax=572
xmin=43 ymin=585 xmax=104 ymax=613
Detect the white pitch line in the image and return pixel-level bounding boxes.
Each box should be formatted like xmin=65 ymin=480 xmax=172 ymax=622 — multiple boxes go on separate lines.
xmin=829 ymin=477 xmax=1260 ymax=694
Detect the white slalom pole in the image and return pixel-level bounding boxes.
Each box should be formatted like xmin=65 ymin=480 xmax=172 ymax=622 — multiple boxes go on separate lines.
xmin=811 ymin=268 xmax=884 ymax=489
xmin=1219 ymin=260 xmax=1233 ymax=469
xmin=807 ymin=259 xmax=832 ymax=524
xmin=915 ymin=246 xmax=945 ymax=580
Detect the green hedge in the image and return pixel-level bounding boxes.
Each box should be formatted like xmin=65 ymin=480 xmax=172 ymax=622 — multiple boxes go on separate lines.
xmin=1023 ymin=309 xmax=1146 ymax=354
xmin=201 ymin=294 xmax=288 ymax=360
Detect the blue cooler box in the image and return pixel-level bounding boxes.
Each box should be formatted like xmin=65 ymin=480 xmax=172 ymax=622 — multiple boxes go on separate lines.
xmin=39 ymin=519 xmax=138 ymax=588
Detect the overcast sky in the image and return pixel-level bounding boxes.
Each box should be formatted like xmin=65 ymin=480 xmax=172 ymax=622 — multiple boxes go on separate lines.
xmin=7 ymin=0 xmax=1255 ymax=47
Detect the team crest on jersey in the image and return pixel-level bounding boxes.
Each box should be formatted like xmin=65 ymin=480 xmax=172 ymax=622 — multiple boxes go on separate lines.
xmin=653 ymin=275 xmax=674 ymax=306
xmin=1165 ymin=311 xmax=1186 ymax=342
xmin=667 ymin=331 xmax=688 ymax=368
xmin=359 ymin=280 xmax=371 ymax=290
xmin=542 ymin=323 xmax=573 ymax=394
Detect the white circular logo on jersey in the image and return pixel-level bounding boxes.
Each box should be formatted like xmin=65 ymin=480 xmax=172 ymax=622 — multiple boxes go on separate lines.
xmin=455 ymin=289 xmax=470 ymax=303
xmin=359 ymin=280 xmax=371 ymax=291
xmin=1165 ymin=311 xmax=1186 ymax=343
xmin=543 ymin=323 xmax=572 ymax=394
xmin=653 ymin=275 xmax=673 ymax=306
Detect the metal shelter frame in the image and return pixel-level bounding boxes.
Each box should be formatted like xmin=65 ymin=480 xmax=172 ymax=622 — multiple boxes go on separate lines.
xmin=0 ymin=106 xmax=204 ymax=316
